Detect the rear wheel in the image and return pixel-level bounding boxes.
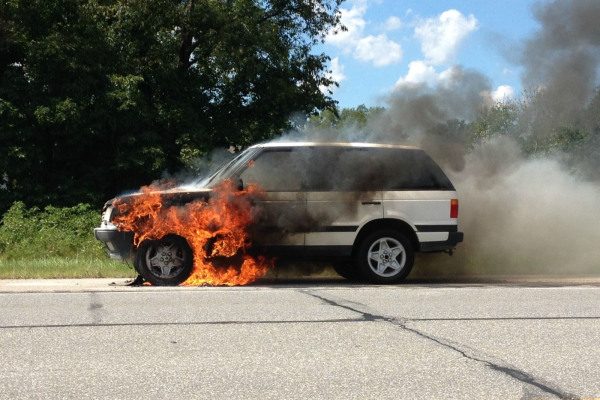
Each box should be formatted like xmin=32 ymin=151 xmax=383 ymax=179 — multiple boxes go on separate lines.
xmin=355 ymin=230 xmax=414 ymax=284
xmin=135 ymin=235 xmax=194 ymax=286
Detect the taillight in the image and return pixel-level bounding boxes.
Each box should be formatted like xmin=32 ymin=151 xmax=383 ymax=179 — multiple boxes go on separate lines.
xmin=450 ymin=199 xmax=459 ymax=218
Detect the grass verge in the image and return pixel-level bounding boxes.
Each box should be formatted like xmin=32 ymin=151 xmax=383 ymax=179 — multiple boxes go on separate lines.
xmin=0 ymin=258 xmax=137 ymax=279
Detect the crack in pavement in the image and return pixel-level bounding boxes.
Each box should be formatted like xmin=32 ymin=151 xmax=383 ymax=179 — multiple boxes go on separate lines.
xmin=396 ymin=320 xmax=574 ymax=399
xmin=303 ymin=290 xmax=578 ymax=400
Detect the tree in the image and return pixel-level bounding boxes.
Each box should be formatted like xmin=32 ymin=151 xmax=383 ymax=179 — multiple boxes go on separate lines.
xmin=309 ymin=104 xmax=385 ymax=129
xmin=0 ymin=0 xmax=344 ymax=212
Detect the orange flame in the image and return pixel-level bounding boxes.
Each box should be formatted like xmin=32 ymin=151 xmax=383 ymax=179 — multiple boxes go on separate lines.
xmin=113 ymin=179 xmax=273 ymax=286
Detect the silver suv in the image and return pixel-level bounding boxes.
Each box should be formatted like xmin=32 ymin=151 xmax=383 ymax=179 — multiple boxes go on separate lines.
xmin=94 ymin=142 xmax=463 ymax=284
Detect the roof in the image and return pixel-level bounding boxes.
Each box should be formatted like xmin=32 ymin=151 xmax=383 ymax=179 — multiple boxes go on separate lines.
xmin=249 ymin=142 xmax=420 ymax=150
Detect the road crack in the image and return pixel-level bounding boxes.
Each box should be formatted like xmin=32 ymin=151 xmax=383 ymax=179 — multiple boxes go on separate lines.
xmin=302 ymin=290 xmax=577 ymax=400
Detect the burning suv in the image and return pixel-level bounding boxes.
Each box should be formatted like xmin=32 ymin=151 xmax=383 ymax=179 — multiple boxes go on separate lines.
xmin=94 ymin=142 xmax=463 ymax=285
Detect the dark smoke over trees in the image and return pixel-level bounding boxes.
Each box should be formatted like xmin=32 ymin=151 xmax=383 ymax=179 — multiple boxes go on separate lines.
xmin=311 ymin=86 xmax=600 ymax=182
xmin=0 ymin=0 xmax=344 ymax=213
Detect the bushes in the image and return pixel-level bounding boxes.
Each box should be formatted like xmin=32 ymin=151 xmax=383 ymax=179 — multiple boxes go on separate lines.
xmin=0 ymin=202 xmax=136 ymax=278
xmin=0 ymin=201 xmax=106 ymax=260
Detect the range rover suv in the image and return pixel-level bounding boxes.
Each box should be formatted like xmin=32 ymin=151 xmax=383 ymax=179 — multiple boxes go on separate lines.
xmin=94 ymin=142 xmax=463 ymax=284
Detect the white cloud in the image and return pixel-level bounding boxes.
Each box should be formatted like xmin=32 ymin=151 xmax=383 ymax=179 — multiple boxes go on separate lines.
xmin=326 ymin=1 xmax=403 ymax=67
xmin=383 ymin=16 xmax=402 ymax=31
xmin=326 ymin=4 xmax=367 ymax=53
xmin=320 ymin=57 xmax=347 ymax=94
xmin=354 ymin=34 xmax=403 ymax=67
xmin=414 ymin=9 xmax=477 ymax=65
xmin=395 ymin=61 xmax=456 ymax=88
xmin=329 ymin=57 xmax=347 ymax=83
xmin=491 ymin=85 xmax=515 ymax=103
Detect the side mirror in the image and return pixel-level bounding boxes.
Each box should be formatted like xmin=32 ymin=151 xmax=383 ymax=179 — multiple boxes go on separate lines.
xmin=238 ymin=178 xmax=244 ymax=191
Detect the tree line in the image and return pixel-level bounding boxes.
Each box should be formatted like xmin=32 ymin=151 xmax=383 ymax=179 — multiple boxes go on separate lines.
xmin=0 ymin=0 xmax=344 ymax=214
xmin=3 ymin=0 xmax=598 ymax=217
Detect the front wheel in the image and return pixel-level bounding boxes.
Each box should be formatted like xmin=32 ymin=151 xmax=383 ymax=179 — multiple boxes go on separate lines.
xmin=355 ymin=230 xmax=414 ymax=284
xmin=134 ymin=235 xmax=194 ymax=286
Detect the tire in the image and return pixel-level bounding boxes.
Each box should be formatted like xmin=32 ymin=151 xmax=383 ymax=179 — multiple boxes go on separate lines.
xmin=331 ymin=260 xmax=360 ymax=281
xmin=354 ymin=230 xmax=414 ymax=284
xmin=134 ymin=235 xmax=194 ymax=286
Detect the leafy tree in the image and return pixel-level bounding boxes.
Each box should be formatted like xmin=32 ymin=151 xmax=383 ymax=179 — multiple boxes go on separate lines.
xmin=309 ymin=104 xmax=385 ymax=129
xmin=308 ymin=108 xmax=340 ymax=128
xmin=0 ymin=0 xmax=344 ymax=213
xmin=470 ymin=102 xmax=520 ymax=143
xmin=464 ymin=88 xmax=600 ymax=181
xmin=339 ymin=104 xmax=385 ymax=129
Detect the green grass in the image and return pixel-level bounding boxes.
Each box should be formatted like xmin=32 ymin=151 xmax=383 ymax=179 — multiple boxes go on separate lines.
xmin=0 ymin=201 xmax=138 ymax=279
xmin=0 ymin=257 xmax=137 ymax=279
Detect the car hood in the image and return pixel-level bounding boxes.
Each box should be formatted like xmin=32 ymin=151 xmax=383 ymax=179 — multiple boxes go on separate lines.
xmin=105 ymin=187 xmax=213 ymax=212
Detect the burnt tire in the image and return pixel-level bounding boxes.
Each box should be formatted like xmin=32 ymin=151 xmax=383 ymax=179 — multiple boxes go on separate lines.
xmin=331 ymin=260 xmax=360 ymax=281
xmin=355 ymin=230 xmax=414 ymax=284
xmin=134 ymin=235 xmax=194 ymax=286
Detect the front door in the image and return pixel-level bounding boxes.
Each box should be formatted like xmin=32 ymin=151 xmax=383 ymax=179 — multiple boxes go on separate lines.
xmin=237 ymin=148 xmax=310 ymax=250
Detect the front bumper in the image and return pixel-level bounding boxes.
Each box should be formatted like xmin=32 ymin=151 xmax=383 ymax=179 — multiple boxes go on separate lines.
xmin=94 ymin=228 xmax=135 ymax=260
xmin=419 ymin=232 xmax=464 ymax=253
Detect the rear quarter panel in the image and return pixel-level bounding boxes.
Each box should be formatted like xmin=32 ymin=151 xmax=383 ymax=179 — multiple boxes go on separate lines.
xmin=383 ymin=190 xmax=458 ymax=242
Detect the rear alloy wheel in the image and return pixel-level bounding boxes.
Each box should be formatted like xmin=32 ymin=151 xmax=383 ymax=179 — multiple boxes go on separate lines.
xmin=135 ymin=235 xmax=193 ymax=286
xmin=355 ymin=230 xmax=414 ymax=284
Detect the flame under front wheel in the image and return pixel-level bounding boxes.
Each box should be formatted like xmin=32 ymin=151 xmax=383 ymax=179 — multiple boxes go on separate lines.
xmin=135 ymin=235 xmax=194 ymax=286
xmin=354 ymin=230 xmax=414 ymax=284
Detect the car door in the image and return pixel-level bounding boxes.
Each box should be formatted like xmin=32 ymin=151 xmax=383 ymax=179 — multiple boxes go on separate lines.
xmin=304 ymin=147 xmax=383 ymax=251
xmin=237 ymin=148 xmax=309 ymax=250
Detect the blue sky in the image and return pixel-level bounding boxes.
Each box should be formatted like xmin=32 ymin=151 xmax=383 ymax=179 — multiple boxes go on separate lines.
xmin=317 ymin=0 xmax=546 ymax=109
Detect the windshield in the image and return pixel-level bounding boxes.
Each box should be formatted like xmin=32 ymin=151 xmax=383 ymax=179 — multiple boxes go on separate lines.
xmin=194 ymin=147 xmax=259 ymax=188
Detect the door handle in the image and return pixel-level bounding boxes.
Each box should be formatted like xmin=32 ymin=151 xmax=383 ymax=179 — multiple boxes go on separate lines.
xmin=361 ymin=201 xmax=381 ymax=205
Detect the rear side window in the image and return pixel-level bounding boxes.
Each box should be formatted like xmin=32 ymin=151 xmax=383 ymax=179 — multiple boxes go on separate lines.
xmin=303 ymin=148 xmax=454 ymax=191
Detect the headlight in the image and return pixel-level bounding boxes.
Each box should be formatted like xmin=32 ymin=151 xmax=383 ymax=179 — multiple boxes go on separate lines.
xmin=102 ymin=206 xmax=114 ymax=226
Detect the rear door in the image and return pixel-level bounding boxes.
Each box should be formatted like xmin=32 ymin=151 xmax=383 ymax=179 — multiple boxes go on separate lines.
xmin=304 ymin=147 xmax=383 ymax=249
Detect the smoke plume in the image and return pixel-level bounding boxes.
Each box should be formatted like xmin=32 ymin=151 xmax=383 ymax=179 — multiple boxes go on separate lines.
xmin=522 ymin=0 xmax=600 ymax=110
xmin=414 ymin=137 xmax=600 ymax=277
xmin=381 ymin=0 xmax=600 ymax=276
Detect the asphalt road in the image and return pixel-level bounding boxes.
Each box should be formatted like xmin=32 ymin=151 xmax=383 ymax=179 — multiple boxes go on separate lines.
xmin=1 ymin=277 xmax=600 ymax=400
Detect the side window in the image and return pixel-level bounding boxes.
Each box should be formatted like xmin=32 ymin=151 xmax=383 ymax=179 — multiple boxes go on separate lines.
xmin=239 ymin=150 xmax=305 ymax=191
xmin=387 ymin=150 xmax=455 ymax=190
xmin=303 ymin=148 xmax=388 ymax=191
xmin=303 ymin=148 xmax=454 ymax=191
